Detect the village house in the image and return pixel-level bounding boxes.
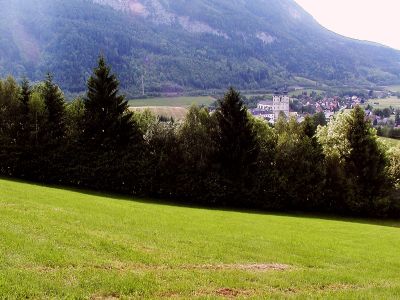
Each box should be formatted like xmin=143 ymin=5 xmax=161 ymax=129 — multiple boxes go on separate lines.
xmin=251 ymin=108 xmax=275 ymax=123
xmin=257 ymin=100 xmax=273 ymax=110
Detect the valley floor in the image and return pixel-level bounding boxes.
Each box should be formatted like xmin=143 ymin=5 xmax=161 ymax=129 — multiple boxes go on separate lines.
xmin=1 ymin=179 xmax=400 ymax=299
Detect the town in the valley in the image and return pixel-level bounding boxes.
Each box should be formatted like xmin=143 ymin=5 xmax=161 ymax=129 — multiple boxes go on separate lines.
xmin=248 ymin=89 xmax=400 ymax=135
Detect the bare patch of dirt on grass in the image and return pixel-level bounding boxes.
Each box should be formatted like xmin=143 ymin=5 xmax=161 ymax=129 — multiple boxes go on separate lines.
xmin=315 ymin=283 xmax=361 ymax=292
xmin=269 ymin=283 xmax=363 ymax=296
xmin=90 ymin=293 xmax=120 ymax=300
xmin=186 ymin=263 xmax=291 ymax=272
xmin=193 ymin=288 xmax=257 ymax=299
xmin=216 ymin=288 xmax=253 ymax=298
xmin=157 ymin=291 xmax=183 ymax=298
xmin=83 ymin=262 xmax=291 ymax=273
xmin=23 ymin=262 xmax=291 ymax=275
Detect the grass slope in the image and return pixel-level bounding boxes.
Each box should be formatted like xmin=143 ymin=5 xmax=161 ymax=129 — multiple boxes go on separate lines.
xmin=1 ymin=179 xmax=400 ymax=299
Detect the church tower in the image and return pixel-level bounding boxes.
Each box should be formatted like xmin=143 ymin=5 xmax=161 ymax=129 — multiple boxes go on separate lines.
xmin=273 ymin=92 xmax=290 ymax=119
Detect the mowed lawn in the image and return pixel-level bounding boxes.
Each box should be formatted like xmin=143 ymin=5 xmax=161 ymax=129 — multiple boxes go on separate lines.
xmin=1 ymin=179 xmax=400 ymax=299
xmin=128 ymin=96 xmax=216 ymax=107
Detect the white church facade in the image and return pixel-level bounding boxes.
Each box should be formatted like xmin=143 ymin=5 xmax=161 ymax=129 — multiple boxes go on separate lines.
xmin=252 ymin=92 xmax=291 ymax=124
xmin=272 ymin=93 xmax=290 ymax=119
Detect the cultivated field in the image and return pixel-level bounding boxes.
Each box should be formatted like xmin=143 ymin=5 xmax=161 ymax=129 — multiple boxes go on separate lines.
xmin=129 ymin=106 xmax=188 ymax=121
xmin=1 ymin=179 xmax=400 ymax=299
xmin=367 ymin=97 xmax=400 ymax=109
xmin=387 ymin=85 xmax=400 ymax=93
xmin=128 ymin=96 xmax=216 ymax=107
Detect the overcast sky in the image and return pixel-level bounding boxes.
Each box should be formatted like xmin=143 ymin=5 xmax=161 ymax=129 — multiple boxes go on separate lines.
xmin=294 ymin=0 xmax=400 ymax=50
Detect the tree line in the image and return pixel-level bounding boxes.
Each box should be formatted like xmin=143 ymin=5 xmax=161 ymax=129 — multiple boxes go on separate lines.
xmin=0 ymin=57 xmax=399 ymax=218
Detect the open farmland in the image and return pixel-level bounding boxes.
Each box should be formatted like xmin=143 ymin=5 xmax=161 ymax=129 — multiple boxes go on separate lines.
xmin=129 ymin=106 xmax=188 ymax=120
xmin=367 ymin=97 xmax=400 ymax=109
xmin=128 ymin=96 xmax=216 ymax=108
xmin=387 ymin=85 xmax=400 ymax=93
xmin=1 ymin=179 xmax=400 ymax=299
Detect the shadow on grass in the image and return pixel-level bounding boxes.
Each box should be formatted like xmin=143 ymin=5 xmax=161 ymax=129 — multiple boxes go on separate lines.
xmin=1 ymin=176 xmax=399 ymax=229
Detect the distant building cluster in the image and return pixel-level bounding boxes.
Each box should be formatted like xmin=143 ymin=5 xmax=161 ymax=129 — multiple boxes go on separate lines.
xmin=249 ymin=91 xmax=397 ymax=125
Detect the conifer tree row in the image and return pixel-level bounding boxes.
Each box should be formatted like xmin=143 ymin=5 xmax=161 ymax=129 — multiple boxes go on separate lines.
xmin=0 ymin=57 xmax=399 ymax=218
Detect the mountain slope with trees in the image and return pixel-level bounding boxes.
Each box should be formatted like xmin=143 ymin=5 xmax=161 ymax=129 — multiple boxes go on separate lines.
xmin=1 ymin=0 xmax=400 ymax=93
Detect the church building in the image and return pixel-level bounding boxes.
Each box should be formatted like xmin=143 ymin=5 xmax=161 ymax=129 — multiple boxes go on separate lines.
xmin=273 ymin=92 xmax=290 ymax=119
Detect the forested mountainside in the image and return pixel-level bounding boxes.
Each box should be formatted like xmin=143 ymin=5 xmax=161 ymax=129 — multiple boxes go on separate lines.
xmin=1 ymin=0 xmax=400 ymax=93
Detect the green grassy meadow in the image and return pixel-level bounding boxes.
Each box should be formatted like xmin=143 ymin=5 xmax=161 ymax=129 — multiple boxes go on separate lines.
xmin=128 ymin=96 xmax=216 ymax=108
xmin=1 ymin=179 xmax=400 ymax=299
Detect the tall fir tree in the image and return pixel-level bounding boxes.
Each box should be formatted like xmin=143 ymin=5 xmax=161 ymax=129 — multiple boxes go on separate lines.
xmin=83 ymin=56 xmax=139 ymax=148
xmin=42 ymin=74 xmax=66 ymax=144
xmin=19 ymin=78 xmax=30 ymax=113
xmin=17 ymin=78 xmax=31 ymax=145
xmin=214 ymin=87 xmax=260 ymax=205
xmin=344 ymin=106 xmax=389 ymax=213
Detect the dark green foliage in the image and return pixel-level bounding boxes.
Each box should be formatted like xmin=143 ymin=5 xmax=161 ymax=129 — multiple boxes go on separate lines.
xmin=65 ymin=97 xmax=85 ymax=142
xmin=19 ymin=78 xmax=31 ymax=113
xmin=0 ymin=70 xmax=398 ymax=218
xmin=376 ymin=126 xmax=400 ymax=139
xmin=274 ymin=117 xmax=326 ymax=210
xmin=395 ymin=110 xmax=400 ymax=126
xmin=317 ymin=107 xmax=396 ymax=216
xmin=374 ymin=108 xmax=392 ymax=118
xmin=42 ymin=74 xmax=66 ymax=144
xmin=213 ymin=88 xmax=260 ymax=205
xmin=250 ymin=117 xmax=278 ymax=209
xmin=83 ymin=56 xmax=140 ymax=149
xmin=14 ymin=78 xmax=32 ymax=171
xmin=312 ymin=112 xmax=327 ymax=128
xmin=0 ymin=77 xmax=21 ymax=176
xmin=175 ymin=106 xmax=219 ymax=203
xmin=344 ymin=107 xmax=390 ymax=214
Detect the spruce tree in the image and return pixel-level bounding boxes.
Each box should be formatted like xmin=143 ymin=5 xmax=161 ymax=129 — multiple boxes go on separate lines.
xmin=17 ymin=78 xmax=31 ymax=144
xmin=344 ymin=106 xmax=389 ymax=213
xmin=83 ymin=56 xmax=139 ymax=148
xmin=19 ymin=78 xmax=31 ymax=113
xmin=214 ymin=87 xmax=259 ymax=205
xmin=42 ymin=74 xmax=66 ymax=144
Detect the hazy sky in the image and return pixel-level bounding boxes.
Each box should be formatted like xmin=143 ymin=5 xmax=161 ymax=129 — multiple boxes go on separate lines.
xmin=294 ymin=0 xmax=400 ymax=50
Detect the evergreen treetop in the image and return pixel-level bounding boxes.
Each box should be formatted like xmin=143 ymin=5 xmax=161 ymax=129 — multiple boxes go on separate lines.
xmin=42 ymin=73 xmax=66 ymax=143
xmin=83 ymin=56 xmax=140 ymax=148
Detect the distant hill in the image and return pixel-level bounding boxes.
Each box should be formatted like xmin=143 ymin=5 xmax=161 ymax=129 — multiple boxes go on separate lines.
xmin=1 ymin=0 xmax=400 ymax=94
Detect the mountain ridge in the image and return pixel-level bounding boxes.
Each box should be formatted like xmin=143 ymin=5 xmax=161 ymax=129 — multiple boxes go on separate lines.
xmin=0 ymin=0 xmax=399 ymax=94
